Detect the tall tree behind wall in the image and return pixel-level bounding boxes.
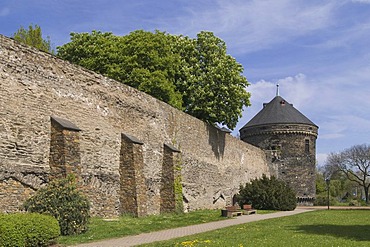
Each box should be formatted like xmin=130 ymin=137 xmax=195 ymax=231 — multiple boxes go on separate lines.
xmin=13 ymin=24 xmax=53 ymax=53
xmin=173 ymin=32 xmax=250 ymax=128
xmin=57 ymin=30 xmax=251 ymax=129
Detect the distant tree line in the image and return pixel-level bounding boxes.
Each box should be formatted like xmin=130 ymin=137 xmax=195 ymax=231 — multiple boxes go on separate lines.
xmin=318 ymin=144 xmax=370 ymax=205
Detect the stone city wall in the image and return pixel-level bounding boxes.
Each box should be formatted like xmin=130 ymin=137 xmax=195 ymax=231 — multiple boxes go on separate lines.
xmin=0 ymin=35 xmax=269 ymax=217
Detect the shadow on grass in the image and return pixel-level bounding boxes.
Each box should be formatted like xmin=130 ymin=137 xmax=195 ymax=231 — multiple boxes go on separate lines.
xmin=294 ymin=224 xmax=370 ymax=241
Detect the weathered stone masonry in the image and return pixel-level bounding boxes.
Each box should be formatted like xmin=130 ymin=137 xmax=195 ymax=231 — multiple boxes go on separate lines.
xmin=50 ymin=116 xmax=82 ymax=179
xmin=0 ymin=35 xmax=270 ymax=217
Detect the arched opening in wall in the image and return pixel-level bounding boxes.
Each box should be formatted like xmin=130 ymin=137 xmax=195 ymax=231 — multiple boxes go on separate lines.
xmin=119 ymin=133 xmax=147 ymax=217
xmin=160 ymin=143 xmax=182 ymax=214
xmin=49 ymin=116 xmax=81 ymax=179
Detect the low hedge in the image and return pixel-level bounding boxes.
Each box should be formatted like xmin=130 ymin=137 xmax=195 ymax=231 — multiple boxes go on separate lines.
xmin=0 ymin=213 xmax=60 ymax=247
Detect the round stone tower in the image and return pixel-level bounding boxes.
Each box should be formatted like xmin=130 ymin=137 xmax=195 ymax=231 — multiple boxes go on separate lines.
xmin=239 ymin=90 xmax=318 ymax=205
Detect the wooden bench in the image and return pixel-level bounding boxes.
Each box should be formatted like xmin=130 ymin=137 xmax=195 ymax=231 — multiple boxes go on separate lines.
xmin=221 ymin=206 xmax=243 ymax=217
xmin=242 ymin=204 xmax=257 ymax=215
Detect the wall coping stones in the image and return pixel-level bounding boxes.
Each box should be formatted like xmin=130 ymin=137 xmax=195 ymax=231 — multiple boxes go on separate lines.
xmin=164 ymin=143 xmax=181 ymax=153
xmin=51 ymin=116 xmax=81 ymax=131
xmin=121 ymin=133 xmax=144 ymax=145
xmin=215 ymin=126 xmax=232 ymax=133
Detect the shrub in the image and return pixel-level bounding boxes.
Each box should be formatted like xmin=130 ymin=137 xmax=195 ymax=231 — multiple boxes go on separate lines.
xmin=314 ymin=194 xmax=326 ymax=206
xmin=314 ymin=194 xmax=336 ymax=206
xmin=23 ymin=175 xmax=90 ymax=236
xmin=0 ymin=213 xmax=60 ymax=247
xmin=237 ymin=174 xmax=297 ymax=211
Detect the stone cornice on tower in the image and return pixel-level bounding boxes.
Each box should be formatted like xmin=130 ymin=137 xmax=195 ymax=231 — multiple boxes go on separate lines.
xmin=241 ymin=123 xmax=318 ymax=139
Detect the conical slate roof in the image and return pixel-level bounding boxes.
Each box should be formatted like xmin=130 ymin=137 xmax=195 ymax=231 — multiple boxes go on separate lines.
xmin=241 ymin=96 xmax=317 ymax=129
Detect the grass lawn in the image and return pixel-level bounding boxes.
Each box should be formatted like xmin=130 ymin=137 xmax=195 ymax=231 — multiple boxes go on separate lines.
xmin=140 ymin=210 xmax=370 ymax=247
xmin=58 ymin=209 xmax=227 ymax=245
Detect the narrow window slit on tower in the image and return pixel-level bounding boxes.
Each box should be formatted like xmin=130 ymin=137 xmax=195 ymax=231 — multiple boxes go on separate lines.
xmin=305 ymin=139 xmax=310 ymax=154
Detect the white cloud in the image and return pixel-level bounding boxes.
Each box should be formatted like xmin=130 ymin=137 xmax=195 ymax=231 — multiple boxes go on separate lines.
xmin=311 ymin=19 xmax=370 ymax=50
xmin=166 ymin=0 xmax=338 ymax=53
xmin=245 ymin=73 xmax=316 ymax=110
xmin=0 ymin=7 xmax=10 ymax=17
xmin=319 ymin=117 xmax=348 ymax=140
xmin=233 ymin=73 xmax=315 ymax=134
xmin=322 ymin=115 xmax=370 ymax=136
xmin=316 ymin=153 xmax=328 ymax=166
xmin=275 ymin=74 xmax=316 ymax=109
xmin=352 ymin=0 xmax=370 ymax=3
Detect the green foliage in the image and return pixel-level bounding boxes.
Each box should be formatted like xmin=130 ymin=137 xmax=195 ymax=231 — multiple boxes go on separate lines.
xmin=23 ymin=175 xmax=90 ymax=236
xmin=174 ymin=31 xmax=251 ymax=128
xmin=173 ymin=154 xmax=184 ymax=214
xmin=237 ymin=174 xmax=297 ymax=211
xmin=314 ymin=194 xmax=336 ymax=206
xmin=0 ymin=213 xmax=60 ymax=247
xmin=316 ymin=168 xmax=361 ymax=205
xmin=315 ymin=171 xmax=327 ymax=194
xmin=57 ymin=30 xmax=250 ymax=129
xmin=174 ymin=176 xmax=184 ymax=214
xmin=57 ymin=30 xmax=183 ymax=110
xmin=13 ymin=24 xmax=53 ymax=53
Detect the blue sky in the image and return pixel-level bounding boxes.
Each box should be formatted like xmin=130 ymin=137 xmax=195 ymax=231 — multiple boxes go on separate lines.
xmin=1 ymin=0 xmax=370 ymax=166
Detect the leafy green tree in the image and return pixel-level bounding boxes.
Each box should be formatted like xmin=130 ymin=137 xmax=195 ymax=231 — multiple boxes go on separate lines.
xmin=173 ymin=31 xmax=250 ymax=128
xmin=56 ymin=31 xmax=120 ymax=75
xmin=13 ymin=24 xmax=53 ymax=53
xmin=315 ymin=170 xmax=327 ymax=194
xmin=316 ymin=168 xmax=362 ymax=206
xmin=57 ymin=30 xmax=250 ymax=129
xmin=57 ymin=30 xmax=183 ymax=110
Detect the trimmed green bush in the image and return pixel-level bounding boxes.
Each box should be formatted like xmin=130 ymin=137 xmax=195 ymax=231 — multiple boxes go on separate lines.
xmin=23 ymin=175 xmax=90 ymax=236
xmin=0 ymin=213 xmax=60 ymax=247
xmin=237 ymin=174 xmax=297 ymax=211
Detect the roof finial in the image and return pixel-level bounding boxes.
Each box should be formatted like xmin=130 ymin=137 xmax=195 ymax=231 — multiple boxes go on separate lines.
xmin=276 ymin=83 xmax=280 ymax=96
